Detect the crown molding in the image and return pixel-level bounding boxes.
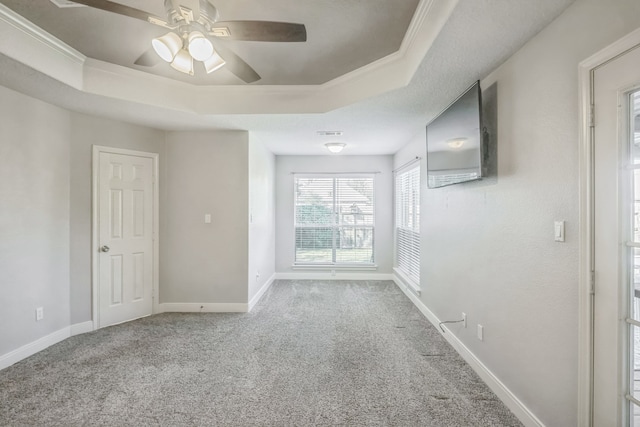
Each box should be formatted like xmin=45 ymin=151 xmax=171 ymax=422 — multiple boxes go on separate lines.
xmin=0 ymin=3 xmax=85 ymax=89
xmin=403 ymin=0 xmax=437 ymax=52
xmin=0 ymin=3 xmax=85 ymax=63
xmin=0 ymin=0 xmax=458 ymax=114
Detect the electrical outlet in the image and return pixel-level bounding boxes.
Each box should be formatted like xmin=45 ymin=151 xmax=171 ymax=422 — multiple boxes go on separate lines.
xmin=255 ymin=271 xmax=260 ymax=282
xmin=462 ymin=312 xmax=467 ymax=328
xmin=36 ymin=307 xmax=44 ymax=321
xmin=477 ymin=324 xmax=484 ymax=341
xmin=331 ymin=269 xmax=336 ymax=276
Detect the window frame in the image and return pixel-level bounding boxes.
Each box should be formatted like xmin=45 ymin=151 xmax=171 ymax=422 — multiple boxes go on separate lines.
xmin=293 ymin=173 xmax=376 ymax=268
xmin=394 ymin=164 xmax=421 ymax=288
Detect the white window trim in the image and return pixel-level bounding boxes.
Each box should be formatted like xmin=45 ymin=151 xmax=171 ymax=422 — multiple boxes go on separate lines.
xmin=394 ymin=163 xmax=421 ymax=290
xmin=293 ymin=264 xmax=378 ymax=271
xmin=292 ymin=173 xmax=376 ymax=268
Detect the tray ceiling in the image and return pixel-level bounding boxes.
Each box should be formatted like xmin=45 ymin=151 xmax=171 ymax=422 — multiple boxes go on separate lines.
xmin=0 ymin=0 xmax=576 ymax=155
xmin=0 ymin=0 xmax=420 ymax=86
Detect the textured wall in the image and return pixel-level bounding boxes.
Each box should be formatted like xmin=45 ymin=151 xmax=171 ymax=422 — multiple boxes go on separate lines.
xmin=394 ymin=1 xmax=640 ymax=426
xmin=69 ymin=113 xmax=165 ymax=324
xmin=275 ymin=155 xmax=394 ymax=275
xmin=248 ymin=138 xmax=276 ymax=301
xmin=162 ymin=131 xmax=249 ymax=304
xmin=0 ymin=85 xmax=71 ymax=356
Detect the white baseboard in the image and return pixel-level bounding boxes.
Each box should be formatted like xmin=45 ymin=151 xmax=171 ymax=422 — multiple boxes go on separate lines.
xmin=0 ymin=327 xmax=70 ymax=371
xmin=391 ymin=279 xmax=545 ymax=427
xmin=70 ymin=320 xmax=94 ymax=336
xmin=249 ymin=273 xmax=276 ymax=311
xmin=275 ymin=272 xmax=394 ymax=281
xmin=158 ymin=303 xmax=248 ymax=313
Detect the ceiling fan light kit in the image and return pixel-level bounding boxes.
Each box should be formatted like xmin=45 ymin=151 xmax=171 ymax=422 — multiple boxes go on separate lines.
xmin=153 ymin=29 xmax=219 ymax=75
xmin=203 ymin=51 xmax=226 ymax=74
xmin=187 ymin=31 xmax=214 ymax=61
xmin=152 ymin=31 xmax=182 ymax=62
xmin=170 ymin=48 xmax=194 ymax=75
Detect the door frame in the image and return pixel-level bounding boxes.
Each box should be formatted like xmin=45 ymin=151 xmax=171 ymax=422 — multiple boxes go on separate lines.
xmin=579 ymin=27 xmax=640 ymax=427
xmin=91 ymin=145 xmax=160 ymax=330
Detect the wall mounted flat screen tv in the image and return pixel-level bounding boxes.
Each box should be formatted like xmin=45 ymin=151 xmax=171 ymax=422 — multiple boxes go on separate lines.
xmin=426 ymin=81 xmax=483 ymax=188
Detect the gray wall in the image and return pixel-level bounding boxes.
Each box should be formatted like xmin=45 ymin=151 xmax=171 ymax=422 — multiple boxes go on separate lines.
xmin=6 ymin=2 xmax=640 ymax=423
xmin=394 ymin=1 xmax=640 ymax=425
xmin=69 ymin=113 xmax=165 ymax=324
xmin=161 ymin=131 xmax=250 ymax=304
xmin=0 ymin=85 xmax=71 ymax=355
xmin=275 ymin=155 xmax=394 ymax=274
xmin=248 ymin=138 xmax=276 ymax=301
xmin=1 ymin=93 xmax=265 ymax=362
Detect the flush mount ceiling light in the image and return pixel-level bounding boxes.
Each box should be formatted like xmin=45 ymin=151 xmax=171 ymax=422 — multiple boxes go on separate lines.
xmin=325 ymin=143 xmax=346 ymax=153
xmin=446 ymin=137 xmax=468 ymax=149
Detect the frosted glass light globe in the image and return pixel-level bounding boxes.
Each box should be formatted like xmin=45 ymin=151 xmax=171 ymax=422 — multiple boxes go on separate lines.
xmin=171 ymin=49 xmax=194 ymax=75
xmin=152 ymin=32 xmax=182 ymax=62
xmin=188 ymin=31 xmax=214 ymax=61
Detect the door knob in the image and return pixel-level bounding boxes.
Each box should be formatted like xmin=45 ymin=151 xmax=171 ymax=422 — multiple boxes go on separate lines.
xmin=100 ymin=245 xmax=110 ymax=253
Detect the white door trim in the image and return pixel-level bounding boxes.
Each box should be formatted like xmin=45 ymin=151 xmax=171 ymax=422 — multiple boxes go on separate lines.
xmin=91 ymin=145 xmax=160 ymax=330
xmin=578 ymin=27 xmax=640 ymax=427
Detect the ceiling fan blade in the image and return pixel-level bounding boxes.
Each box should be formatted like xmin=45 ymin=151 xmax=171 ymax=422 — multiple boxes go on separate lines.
xmin=69 ymin=0 xmax=166 ymax=25
xmin=212 ymin=43 xmax=261 ymax=83
xmin=134 ymin=49 xmax=160 ymax=67
xmin=210 ymin=21 xmax=307 ymax=42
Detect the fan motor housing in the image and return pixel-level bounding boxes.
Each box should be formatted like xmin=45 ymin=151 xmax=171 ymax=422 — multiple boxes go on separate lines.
xmin=165 ymin=0 xmax=218 ymax=28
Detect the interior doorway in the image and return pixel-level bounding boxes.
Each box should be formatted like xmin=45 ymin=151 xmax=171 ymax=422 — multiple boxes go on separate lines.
xmin=92 ymin=146 xmax=159 ymax=329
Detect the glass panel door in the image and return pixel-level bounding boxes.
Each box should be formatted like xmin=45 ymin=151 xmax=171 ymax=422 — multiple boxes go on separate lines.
xmin=592 ymin=42 xmax=640 ymax=427
xmin=628 ymin=90 xmax=640 ymax=426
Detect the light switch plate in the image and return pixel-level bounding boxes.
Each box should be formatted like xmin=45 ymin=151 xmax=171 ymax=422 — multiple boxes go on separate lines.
xmin=554 ymin=220 xmax=565 ymax=242
xmin=204 ymin=214 xmax=211 ymax=224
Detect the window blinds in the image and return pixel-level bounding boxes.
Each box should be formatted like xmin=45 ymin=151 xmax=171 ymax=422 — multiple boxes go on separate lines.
xmin=395 ymin=166 xmax=420 ymax=284
xmin=294 ymin=175 xmax=375 ymax=265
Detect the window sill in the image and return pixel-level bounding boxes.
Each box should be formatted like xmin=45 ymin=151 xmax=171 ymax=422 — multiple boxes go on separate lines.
xmin=292 ymin=264 xmax=378 ymax=271
xmin=393 ymin=267 xmax=421 ymax=296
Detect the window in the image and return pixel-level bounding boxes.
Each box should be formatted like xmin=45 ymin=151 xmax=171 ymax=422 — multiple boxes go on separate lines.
xmin=395 ymin=165 xmax=420 ymax=285
xmin=294 ymin=175 xmax=375 ymax=265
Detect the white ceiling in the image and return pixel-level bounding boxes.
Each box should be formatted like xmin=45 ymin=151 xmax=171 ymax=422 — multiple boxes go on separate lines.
xmin=0 ymin=0 xmax=575 ymax=155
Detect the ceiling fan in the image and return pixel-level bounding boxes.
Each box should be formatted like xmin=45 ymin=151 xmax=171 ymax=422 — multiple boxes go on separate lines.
xmin=67 ymin=0 xmax=307 ymax=83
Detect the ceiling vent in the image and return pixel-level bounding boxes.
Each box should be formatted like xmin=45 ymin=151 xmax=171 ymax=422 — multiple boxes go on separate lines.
xmin=317 ymin=131 xmax=343 ymax=137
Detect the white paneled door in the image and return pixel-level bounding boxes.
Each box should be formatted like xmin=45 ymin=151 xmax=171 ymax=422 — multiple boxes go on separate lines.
xmin=96 ymin=148 xmax=156 ymax=328
xmin=593 ymin=44 xmax=640 ymax=426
